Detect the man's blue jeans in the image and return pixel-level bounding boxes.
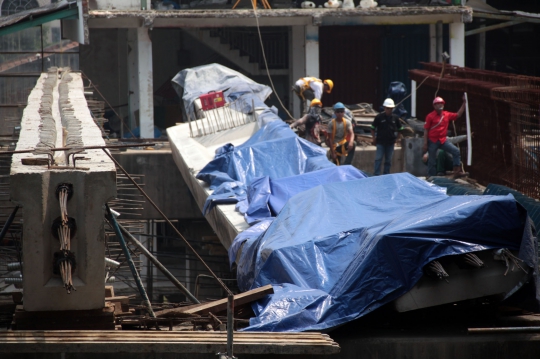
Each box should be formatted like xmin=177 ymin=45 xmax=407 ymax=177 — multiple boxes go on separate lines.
xmin=374 ymin=143 xmax=395 ymax=176
xmin=427 ymin=139 xmax=461 ymax=176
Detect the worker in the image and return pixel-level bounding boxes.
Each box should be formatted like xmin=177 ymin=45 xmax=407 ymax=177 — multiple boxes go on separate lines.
xmin=422 ymin=135 xmax=469 ymax=176
xmin=370 ymin=98 xmax=404 ymax=176
xmin=290 ymin=99 xmax=323 ymax=146
xmin=422 ymin=96 xmax=467 ymax=178
xmin=292 ymin=77 xmax=333 ymax=113
xmin=325 ymin=102 xmax=355 ymax=165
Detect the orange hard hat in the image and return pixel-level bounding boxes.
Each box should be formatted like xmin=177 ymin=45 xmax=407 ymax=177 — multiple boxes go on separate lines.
xmin=310 ymin=99 xmax=322 ymax=107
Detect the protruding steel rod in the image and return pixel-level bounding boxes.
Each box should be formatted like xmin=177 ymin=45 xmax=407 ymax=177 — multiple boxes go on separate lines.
xmin=117 ymin=221 xmax=200 ymax=304
xmin=0 ymin=143 xmax=156 ymax=155
xmin=102 ymin=148 xmax=233 ymax=297
xmin=105 ymin=204 xmax=156 ymax=318
xmin=0 ymin=206 xmax=19 ymax=242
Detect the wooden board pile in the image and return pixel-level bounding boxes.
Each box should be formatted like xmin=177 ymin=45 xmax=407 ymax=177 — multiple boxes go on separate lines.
xmin=0 ymin=330 xmax=340 ymax=355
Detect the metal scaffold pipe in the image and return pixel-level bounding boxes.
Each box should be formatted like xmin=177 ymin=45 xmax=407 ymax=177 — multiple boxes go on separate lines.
xmin=105 ymin=204 xmax=156 ymax=318
xmin=117 ymin=221 xmax=200 ymax=304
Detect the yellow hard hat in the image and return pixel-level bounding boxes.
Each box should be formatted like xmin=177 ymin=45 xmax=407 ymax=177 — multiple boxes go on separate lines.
xmin=311 ymin=99 xmax=323 ymax=107
xmin=323 ymin=79 xmax=334 ymax=93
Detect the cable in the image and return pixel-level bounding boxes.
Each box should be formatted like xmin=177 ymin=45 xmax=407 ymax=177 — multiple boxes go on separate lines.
xmin=252 ymin=4 xmax=295 ymax=120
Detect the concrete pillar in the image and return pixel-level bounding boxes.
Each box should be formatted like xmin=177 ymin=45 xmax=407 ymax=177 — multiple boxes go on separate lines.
xmin=127 ymin=28 xmax=154 ymax=139
xmin=477 ymin=27 xmax=486 ymax=70
xmin=411 ymin=79 xmax=417 ymax=118
xmin=436 ymin=21 xmax=443 ymax=62
xmin=117 ymin=29 xmax=129 ymax=123
xmin=127 ymin=29 xmax=139 ymax=134
xmin=449 ymin=23 xmax=465 ymax=67
xmin=476 ymin=0 xmax=486 ymax=69
xmin=290 ymin=26 xmax=306 ymax=119
xmin=305 ymin=25 xmax=319 ymax=79
xmin=11 ymin=71 xmax=116 ymax=311
xmin=429 ymin=24 xmax=437 ymax=62
xmin=136 ymin=27 xmax=154 ymax=139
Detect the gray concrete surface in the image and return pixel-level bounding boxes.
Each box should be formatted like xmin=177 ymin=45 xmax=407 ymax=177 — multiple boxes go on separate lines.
xmin=10 ymin=72 xmax=116 ymax=311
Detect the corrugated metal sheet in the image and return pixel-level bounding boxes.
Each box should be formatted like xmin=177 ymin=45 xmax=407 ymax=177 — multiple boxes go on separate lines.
xmin=320 ymin=26 xmax=382 ymax=108
xmin=381 ymin=25 xmax=429 ymax=114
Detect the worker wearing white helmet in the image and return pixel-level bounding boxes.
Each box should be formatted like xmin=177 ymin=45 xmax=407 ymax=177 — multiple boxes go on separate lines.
xmin=370 ymin=98 xmax=404 ymax=176
xmin=423 ymin=96 xmax=467 ymax=178
xmin=292 ymin=77 xmax=333 ymax=113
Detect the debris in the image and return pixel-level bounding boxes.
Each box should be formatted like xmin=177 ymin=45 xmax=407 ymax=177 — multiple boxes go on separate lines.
xmin=155 ymin=284 xmax=274 ymax=318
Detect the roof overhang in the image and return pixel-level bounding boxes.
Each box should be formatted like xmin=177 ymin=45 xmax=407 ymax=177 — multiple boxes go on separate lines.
xmin=88 ymin=6 xmax=472 ymax=29
xmin=0 ymin=0 xmax=89 ymax=44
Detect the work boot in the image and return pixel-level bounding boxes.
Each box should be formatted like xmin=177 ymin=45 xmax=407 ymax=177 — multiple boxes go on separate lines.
xmin=452 ymin=166 xmax=466 ymax=179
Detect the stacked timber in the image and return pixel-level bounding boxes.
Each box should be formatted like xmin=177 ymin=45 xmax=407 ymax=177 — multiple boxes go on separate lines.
xmin=0 ymin=330 xmax=340 ymax=355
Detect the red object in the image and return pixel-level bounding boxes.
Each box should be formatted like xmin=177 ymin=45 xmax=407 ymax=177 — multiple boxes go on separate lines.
xmin=424 ymin=110 xmax=458 ymax=144
xmin=433 ymin=97 xmax=445 ymax=105
xmin=199 ymin=91 xmax=225 ymax=111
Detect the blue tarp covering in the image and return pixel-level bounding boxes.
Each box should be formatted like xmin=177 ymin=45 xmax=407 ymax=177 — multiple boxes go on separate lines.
xmin=241 ymin=165 xmax=367 ymax=225
xmin=236 ymin=173 xmax=537 ymax=332
xmin=172 ymin=63 xmax=272 ymax=121
xmin=198 ymin=121 xmax=334 ymax=214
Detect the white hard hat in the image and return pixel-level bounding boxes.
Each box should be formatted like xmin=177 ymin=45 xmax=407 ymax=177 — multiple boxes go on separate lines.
xmin=382 ymin=98 xmax=395 ymax=108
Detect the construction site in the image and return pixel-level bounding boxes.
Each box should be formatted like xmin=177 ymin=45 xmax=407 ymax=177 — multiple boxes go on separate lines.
xmin=0 ymin=0 xmax=540 ymax=358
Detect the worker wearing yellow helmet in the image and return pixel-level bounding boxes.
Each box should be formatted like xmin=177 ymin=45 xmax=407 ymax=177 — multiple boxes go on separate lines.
xmin=292 ymin=77 xmax=334 ymax=113
xmin=289 ymin=98 xmax=324 ymax=146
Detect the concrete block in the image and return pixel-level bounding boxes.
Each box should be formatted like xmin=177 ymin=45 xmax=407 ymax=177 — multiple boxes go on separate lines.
xmin=351 ymin=145 xmax=404 ymax=176
xmin=402 ymin=137 xmax=427 ymax=177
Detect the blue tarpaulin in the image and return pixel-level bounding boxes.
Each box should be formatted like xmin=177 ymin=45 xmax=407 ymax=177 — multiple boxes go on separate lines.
xmin=235 ymin=173 xmax=537 ymax=332
xmin=241 ymin=165 xmax=367 ymax=225
xmin=197 ymin=121 xmax=334 ymax=214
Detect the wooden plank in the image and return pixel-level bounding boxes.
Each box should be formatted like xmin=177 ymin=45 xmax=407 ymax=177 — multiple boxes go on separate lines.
xmin=105 ymin=296 xmax=131 ymax=305
xmin=0 ymin=342 xmax=340 ymax=355
xmin=0 ymin=332 xmax=332 ymax=340
xmin=156 ymin=285 xmax=274 ymax=318
xmin=104 ymin=286 xmax=114 ymax=297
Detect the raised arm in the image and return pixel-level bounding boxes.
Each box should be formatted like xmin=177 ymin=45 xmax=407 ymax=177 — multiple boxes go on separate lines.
xmin=290 ymin=115 xmax=308 ymax=129
xmin=456 ymin=95 xmax=467 ymax=118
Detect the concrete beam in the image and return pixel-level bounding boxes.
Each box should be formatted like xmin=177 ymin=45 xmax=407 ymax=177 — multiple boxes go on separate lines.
xmin=10 ymin=71 xmax=116 ymax=311
xmin=88 ymin=7 xmax=473 ymax=29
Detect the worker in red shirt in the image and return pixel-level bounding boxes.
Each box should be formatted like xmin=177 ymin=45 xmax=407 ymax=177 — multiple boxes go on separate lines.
xmin=422 ymin=96 xmax=466 ymax=178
